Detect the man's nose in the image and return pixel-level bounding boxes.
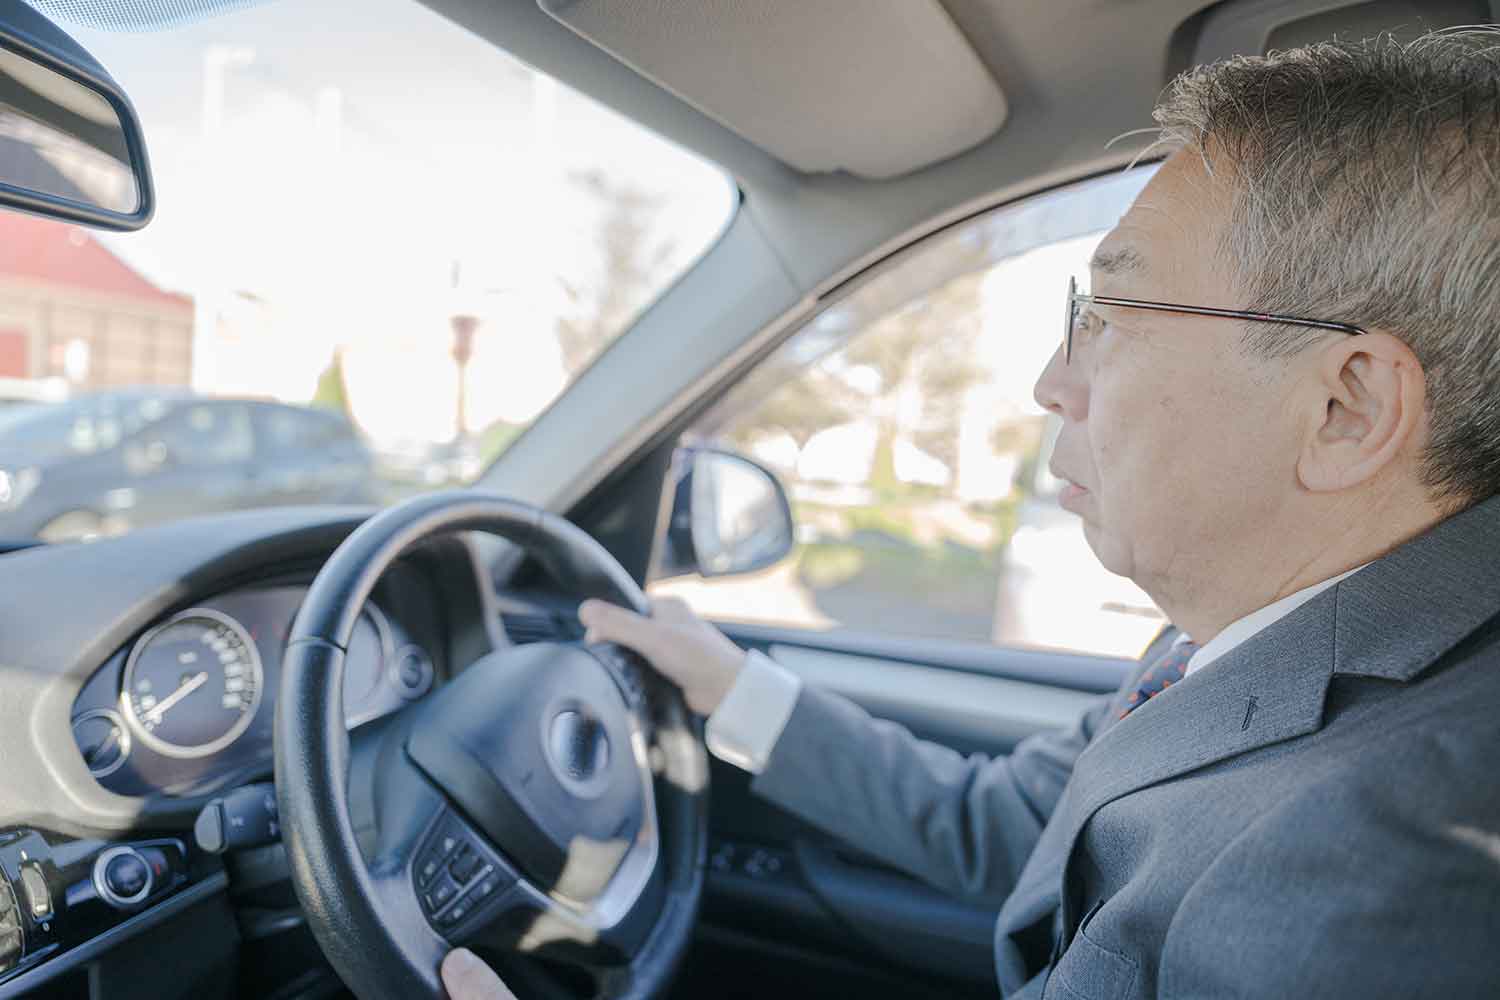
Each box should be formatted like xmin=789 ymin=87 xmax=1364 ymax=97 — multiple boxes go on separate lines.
xmin=1033 ymin=344 xmax=1087 ymax=420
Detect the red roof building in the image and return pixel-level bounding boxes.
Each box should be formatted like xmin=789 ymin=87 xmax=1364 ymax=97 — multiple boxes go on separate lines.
xmin=0 ymin=211 xmax=194 ymax=388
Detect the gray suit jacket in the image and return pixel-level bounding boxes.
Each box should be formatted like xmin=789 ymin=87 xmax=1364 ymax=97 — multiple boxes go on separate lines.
xmin=751 ymin=496 xmax=1500 ymax=998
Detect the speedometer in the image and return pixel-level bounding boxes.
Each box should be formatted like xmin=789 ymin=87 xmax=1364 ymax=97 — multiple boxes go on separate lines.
xmin=121 ymin=608 xmax=264 ymax=759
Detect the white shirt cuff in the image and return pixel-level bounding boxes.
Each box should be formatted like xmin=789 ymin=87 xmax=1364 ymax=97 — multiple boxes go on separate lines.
xmin=705 ymin=649 xmax=803 ymax=774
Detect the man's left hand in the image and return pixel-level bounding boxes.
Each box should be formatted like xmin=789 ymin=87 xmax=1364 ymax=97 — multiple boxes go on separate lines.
xmin=441 ymin=949 xmax=516 ymax=1000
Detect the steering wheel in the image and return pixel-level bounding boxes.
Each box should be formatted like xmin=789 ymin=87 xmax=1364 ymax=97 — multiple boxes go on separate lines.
xmin=273 ymin=491 xmax=708 ymax=999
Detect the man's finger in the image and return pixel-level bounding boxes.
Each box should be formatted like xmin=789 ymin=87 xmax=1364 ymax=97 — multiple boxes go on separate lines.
xmin=578 ymin=599 xmax=641 ymax=630
xmin=577 ymin=601 xmax=661 ymax=656
xmin=441 ymin=948 xmax=516 ymax=1000
xmin=649 ymin=595 xmax=698 ymax=624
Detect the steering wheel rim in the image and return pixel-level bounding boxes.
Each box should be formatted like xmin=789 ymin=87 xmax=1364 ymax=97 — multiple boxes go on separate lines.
xmin=274 ymin=490 xmax=708 ymax=999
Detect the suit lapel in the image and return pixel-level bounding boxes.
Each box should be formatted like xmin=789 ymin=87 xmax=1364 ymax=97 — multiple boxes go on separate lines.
xmin=1045 ymin=590 xmax=1338 ymax=943
xmin=1070 ymin=589 xmax=1336 ymax=824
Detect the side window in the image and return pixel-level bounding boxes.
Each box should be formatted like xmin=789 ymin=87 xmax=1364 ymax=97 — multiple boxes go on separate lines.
xmin=150 ymin=404 xmax=253 ymax=467
xmin=260 ymin=407 xmax=347 ymax=453
xmin=649 ymin=169 xmax=1165 ymax=659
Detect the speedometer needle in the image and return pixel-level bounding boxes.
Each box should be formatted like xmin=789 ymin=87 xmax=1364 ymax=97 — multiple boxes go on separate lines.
xmin=143 ymin=671 xmax=209 ymax=724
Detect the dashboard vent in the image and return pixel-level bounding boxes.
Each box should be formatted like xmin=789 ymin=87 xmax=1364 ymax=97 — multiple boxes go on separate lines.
xmin=500 ymin=612 xmax=582 ymax=646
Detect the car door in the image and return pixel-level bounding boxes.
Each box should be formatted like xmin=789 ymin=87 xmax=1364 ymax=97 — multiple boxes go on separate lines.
xmin=635 ymin=167 xmax=1164 ymax=998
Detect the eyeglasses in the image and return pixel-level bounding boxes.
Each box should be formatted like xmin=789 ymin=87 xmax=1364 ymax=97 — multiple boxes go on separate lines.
xmin=1063 ymin=276 xmax=1367 ymax=364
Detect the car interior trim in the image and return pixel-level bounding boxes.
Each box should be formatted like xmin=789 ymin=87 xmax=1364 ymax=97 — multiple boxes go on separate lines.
xmin=766 ymin=644 xmax=1102 ymax=747
xmin=0 ymin=871 xmax=228 ymax=999
xmin=540 ymin=0 xmax=1007 ymax=179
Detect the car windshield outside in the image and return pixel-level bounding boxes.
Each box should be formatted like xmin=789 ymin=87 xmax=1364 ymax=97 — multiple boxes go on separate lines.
xmin=0 ymin=0 xmax=733 ymax=542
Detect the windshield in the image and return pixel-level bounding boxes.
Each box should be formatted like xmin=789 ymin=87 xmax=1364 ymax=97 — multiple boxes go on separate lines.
xmin=0 ymin=0 xmax=733 ymax=542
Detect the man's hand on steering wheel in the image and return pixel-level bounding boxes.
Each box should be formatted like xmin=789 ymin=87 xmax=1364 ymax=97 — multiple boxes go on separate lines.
xmin=578 ymin=596 xmax=744 ymax=715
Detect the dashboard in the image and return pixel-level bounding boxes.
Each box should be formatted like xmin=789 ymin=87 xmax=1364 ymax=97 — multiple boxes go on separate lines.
xmin=0 ymin=507 xmax=516 ymax=995
xmin=67 ymin=570 xmax=441 ymax=799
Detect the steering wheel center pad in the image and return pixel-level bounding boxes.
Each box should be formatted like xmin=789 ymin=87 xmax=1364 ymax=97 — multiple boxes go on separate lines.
xmin=406 ymin=643 xmax=643 ymax=902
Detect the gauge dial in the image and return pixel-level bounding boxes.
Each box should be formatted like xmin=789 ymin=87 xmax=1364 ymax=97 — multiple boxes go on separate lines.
xmin=122 ymin=608 xmax=263 ymax=759
xmin=72 ymin=709 xmax=130 ymax=777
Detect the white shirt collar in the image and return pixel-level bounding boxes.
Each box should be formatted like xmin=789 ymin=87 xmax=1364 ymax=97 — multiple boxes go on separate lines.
xmin=1175 ymin=564 xmax=1369 ymax=676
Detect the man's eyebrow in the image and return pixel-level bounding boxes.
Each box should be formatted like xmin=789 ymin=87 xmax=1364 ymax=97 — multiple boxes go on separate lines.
xmin=1089 ymin=247 xmax=1146 ymax=276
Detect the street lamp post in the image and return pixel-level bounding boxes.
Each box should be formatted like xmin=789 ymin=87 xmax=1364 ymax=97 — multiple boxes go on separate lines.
xmin=450 ymin=313 xmax=479 ymax=440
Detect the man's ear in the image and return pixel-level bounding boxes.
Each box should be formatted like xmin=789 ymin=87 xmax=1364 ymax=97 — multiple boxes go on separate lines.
xmin=1296 ymin=332 xmax=1427 ymax=494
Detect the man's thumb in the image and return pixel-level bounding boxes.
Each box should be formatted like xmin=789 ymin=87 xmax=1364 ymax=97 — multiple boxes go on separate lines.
xmin=441 ymin=948 xmax=517 ymax=999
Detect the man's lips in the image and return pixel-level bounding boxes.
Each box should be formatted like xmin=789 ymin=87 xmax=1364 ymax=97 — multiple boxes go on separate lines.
xmin=1058 ymin=481 xmax=1089 ymax=507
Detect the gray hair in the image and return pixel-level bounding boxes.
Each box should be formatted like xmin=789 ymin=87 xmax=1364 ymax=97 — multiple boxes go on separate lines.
xmin=1152 ymin=29 xmax=1500 ymax=508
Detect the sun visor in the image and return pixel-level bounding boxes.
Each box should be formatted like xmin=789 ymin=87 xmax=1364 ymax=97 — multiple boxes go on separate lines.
xmin=539 ymin=0 xmax=1007 ymax=180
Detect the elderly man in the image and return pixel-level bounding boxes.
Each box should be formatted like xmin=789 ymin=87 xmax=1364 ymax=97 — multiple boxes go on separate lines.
xmin=448 ymin=29 xmax=1500 ymax=999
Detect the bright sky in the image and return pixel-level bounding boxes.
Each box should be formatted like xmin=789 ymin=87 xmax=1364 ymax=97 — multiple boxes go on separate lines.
xmin=58 ymin=0 xmax=734 ymax=443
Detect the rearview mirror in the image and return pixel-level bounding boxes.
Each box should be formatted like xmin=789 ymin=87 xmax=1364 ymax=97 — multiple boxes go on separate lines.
xmin=658 ymin=447 xmax=795 ymax=580
xmin=0 ymin=1 xmax=152 ymax=229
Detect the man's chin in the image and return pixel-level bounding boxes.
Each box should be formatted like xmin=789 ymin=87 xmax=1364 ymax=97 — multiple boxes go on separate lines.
xmin=1078 ymin=519 xmax=1125 ymax=576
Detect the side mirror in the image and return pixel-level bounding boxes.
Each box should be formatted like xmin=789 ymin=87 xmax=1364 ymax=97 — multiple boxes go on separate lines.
xmin=0 ymin=1 xmax=153 ymax=229
xmin=658 ymin=447 xmax=795 ymax=580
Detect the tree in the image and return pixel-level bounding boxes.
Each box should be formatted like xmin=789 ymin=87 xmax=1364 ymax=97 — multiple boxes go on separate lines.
xmin=726 ymin=365 xmax=856 ymax=455
xmin=554 ymin=170 xmax=676 ymax=374
xmin=841 ymin=267 xmax=988 ymax=492
xmin=710 ymin=235 xmax=992 ymax=491
xmin=311 ymin=347 xmax=352 ymax=418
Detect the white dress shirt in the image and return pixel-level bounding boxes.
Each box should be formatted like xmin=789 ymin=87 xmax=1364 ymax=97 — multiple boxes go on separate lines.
xmin=705 ymin=564 xmax=1369 ymax=774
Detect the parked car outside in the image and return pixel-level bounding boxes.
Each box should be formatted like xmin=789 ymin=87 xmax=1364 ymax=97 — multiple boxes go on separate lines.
xmin=0 ymin=389 xmax=376 ymax=541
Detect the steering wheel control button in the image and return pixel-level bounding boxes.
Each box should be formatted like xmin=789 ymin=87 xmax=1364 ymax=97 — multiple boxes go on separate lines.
xmin=469 ymin=868 xmax=502 ymax=903
xmin=438 ymin=896 xmax=471 ymax=928
xmin=412 ymin=811 xmax=521 ymax=932
xmin=449 ymin=844 xmax=482 ymax=884
xmin=415 ymin=816 xmax=464 ymax=888
xmin=18 ymin=862 xmax=50 ymax=921
xmin=94 ymin=846 xmax=153 ymax=908
xmin=423 ymin=873 xmax=460 ymax=914
xmin=415 ymin=851 xmax=443 ymax=887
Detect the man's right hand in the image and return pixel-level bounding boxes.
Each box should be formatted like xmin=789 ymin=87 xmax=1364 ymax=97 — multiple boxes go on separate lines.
xmin=577 ymin=596 xmax=744 ymax=716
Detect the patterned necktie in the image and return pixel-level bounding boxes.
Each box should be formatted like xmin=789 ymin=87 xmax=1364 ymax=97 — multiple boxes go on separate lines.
xmin=1118 ymin=640 xmax=1200 ymax=719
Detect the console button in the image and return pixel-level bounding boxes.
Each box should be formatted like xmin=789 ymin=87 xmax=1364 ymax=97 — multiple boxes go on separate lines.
xmin=94 ymin=847 xmax=153 ymax=908
xmin=106 ymin=854 xmax=148 ymax=898
xmin=18 ymin=863 xmax=50 ymax=921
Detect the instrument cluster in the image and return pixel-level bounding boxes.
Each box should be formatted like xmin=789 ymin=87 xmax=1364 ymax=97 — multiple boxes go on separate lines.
xmin=68 ymin=581 xmax=438 ymax=798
